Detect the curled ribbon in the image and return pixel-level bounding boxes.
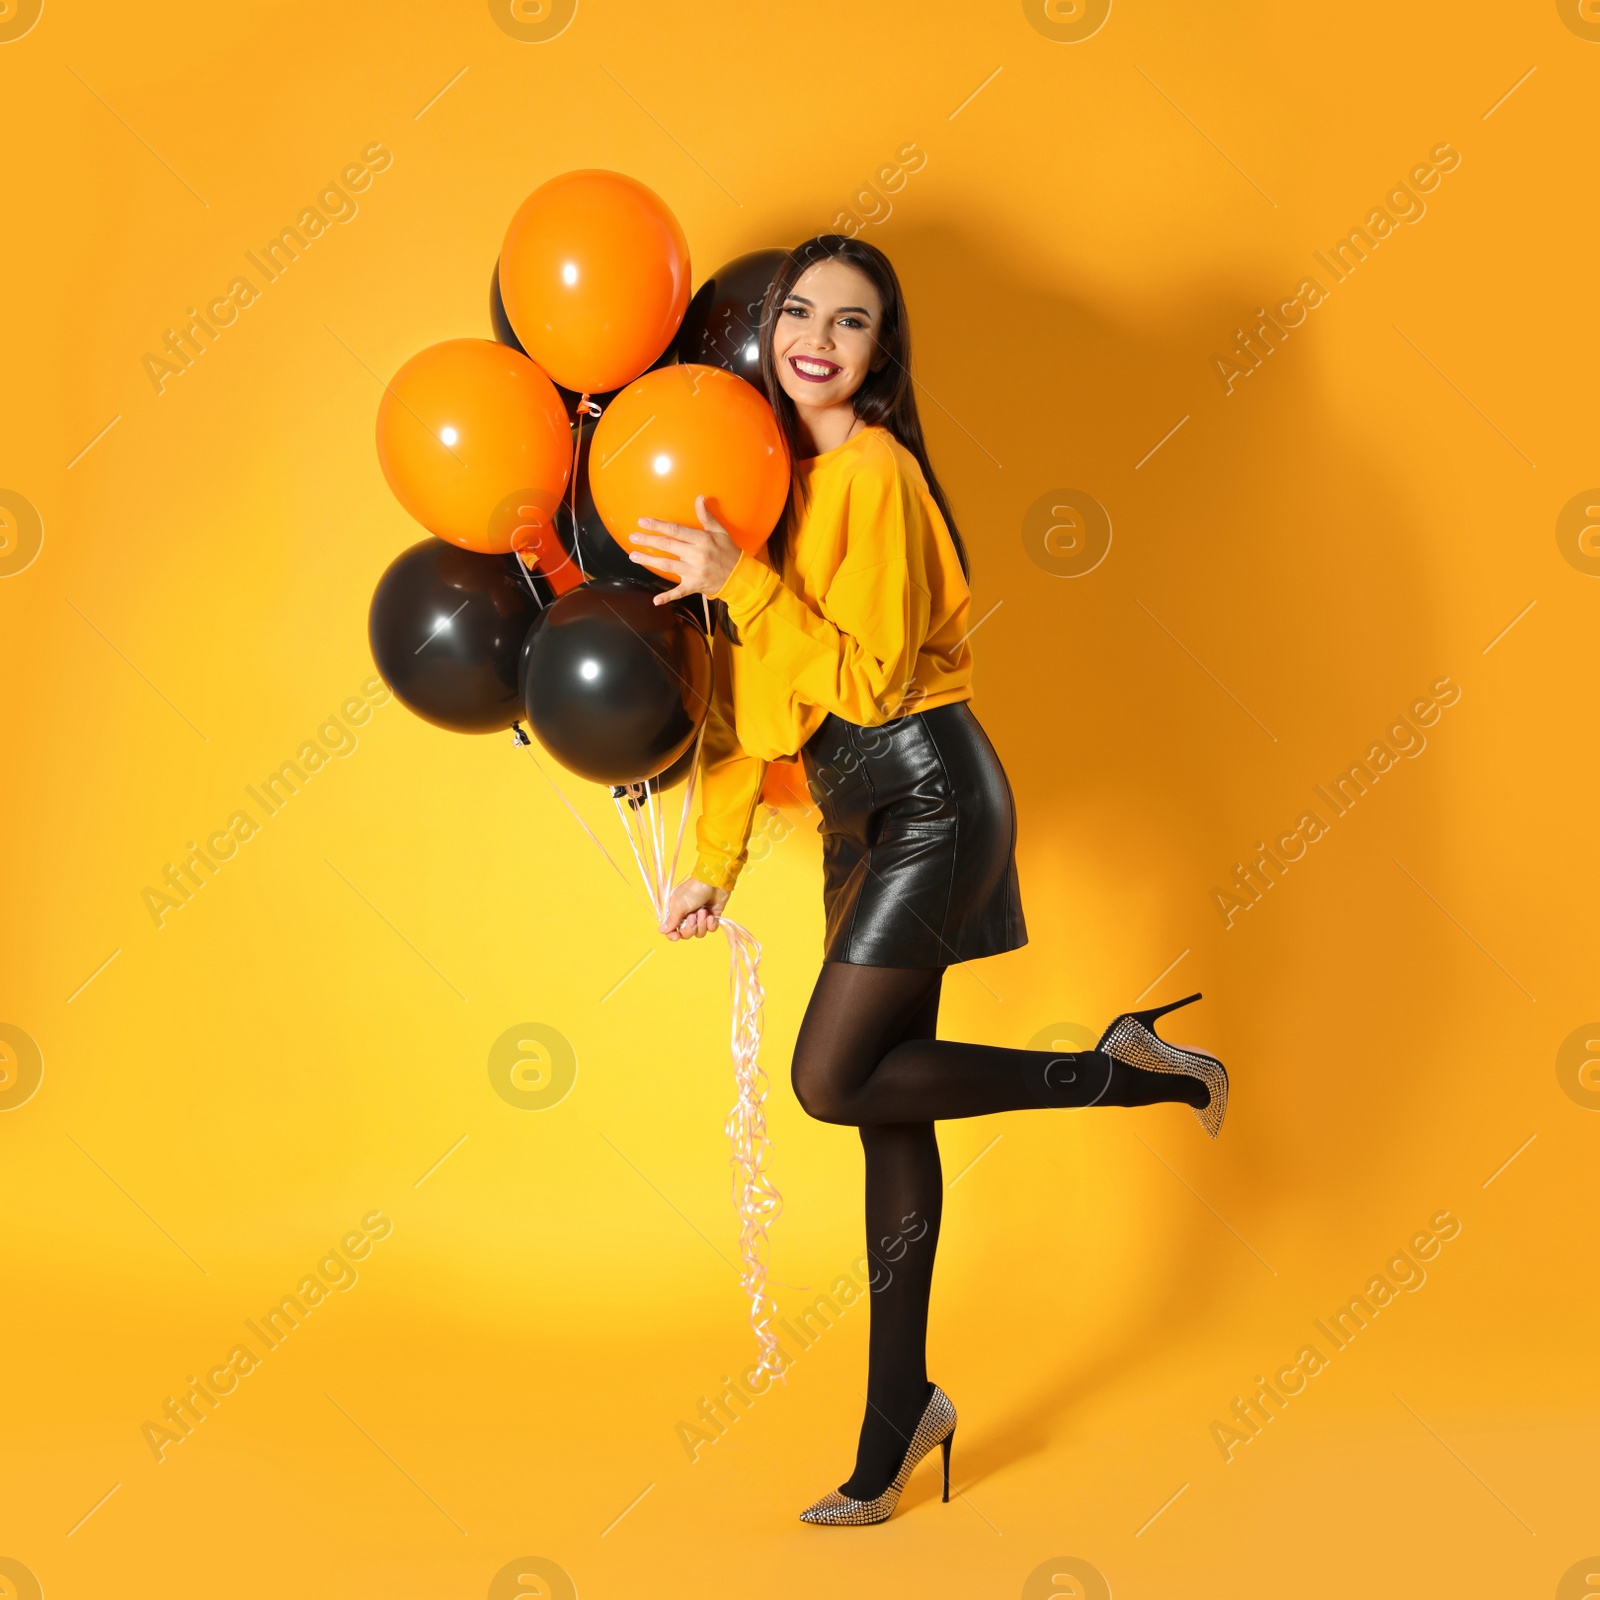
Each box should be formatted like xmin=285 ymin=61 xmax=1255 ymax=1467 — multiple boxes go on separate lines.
xmin=720 ymin=914 xmax=784 ymax=1380
xmin=515 ymin=593 xmax=784 ymax=1378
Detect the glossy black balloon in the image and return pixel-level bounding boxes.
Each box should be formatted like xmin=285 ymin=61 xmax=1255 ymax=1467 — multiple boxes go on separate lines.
xmin=552 ymin=422 xmax=675 ymax=592
xmin=491 ymin=257 xmax=678 ymax=422
xmin=369 ymin=538 xmax=549 ymax=735
xmin=676 ymin=248 xmax=788 ymax=387
xmin=516 ymin=576 xmax=704 ymax=724
xmin=522 ymin=578 xmax=711 ymax=785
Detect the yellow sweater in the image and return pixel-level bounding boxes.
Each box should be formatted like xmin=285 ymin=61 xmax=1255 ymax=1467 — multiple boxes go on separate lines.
xmin=691 ymin=424 xmax=975 ymax=892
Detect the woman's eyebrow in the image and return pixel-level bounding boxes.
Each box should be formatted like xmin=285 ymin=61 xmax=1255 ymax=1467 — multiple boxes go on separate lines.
xmin=784 ymin=293 xmax=874 ymax=319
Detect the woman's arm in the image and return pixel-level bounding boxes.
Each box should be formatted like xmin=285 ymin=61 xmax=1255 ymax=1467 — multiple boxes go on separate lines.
xmin=652 ymin=613 xmax=763 ymax=942
xmin=710 ymin=452 xmax=932 ymax=727
xmin=691 ymin=621 xmax=769 ymax=893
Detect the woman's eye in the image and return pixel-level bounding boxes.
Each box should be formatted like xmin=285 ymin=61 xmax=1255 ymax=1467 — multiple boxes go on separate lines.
xmin=782 ymin=304 xmax=806 ymax=318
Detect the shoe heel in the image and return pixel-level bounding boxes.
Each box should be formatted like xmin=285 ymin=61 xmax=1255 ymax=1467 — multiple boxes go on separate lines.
xmin=940 ymin=1428 xmax=954 ymax=1502
xmin=1098 ymin=992 xmax=1227 ymax=1139
xmin=1135 ymin=990 xmax=1203 ymax=1027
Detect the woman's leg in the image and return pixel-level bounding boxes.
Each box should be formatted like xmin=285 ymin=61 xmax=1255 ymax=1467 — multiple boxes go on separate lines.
xmin=792 ymin=960 xmax=1206 ymax=1500
xmin=791 ymin=960 xmax=1209 ymax=1128
xmin=846 ymin=974 xmax=944 ymax=1500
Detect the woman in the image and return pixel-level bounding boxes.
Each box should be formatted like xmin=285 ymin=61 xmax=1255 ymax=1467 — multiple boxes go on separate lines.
xmin=628 ymin=235 xmax=1228 ymax=1527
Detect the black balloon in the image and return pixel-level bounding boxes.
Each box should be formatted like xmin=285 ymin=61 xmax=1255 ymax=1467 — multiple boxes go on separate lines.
xmin=369 ymin=539 xmax=549 ymax=735
xmin=553 ymin=422 xmax=673 ymax=592
xmin=491 ymin=256 xmax=678 ymax=422
xmin=522 ymin=578 xmax=711 ymax=785
xmin=676 ymin=248 xmax=788 ymax=387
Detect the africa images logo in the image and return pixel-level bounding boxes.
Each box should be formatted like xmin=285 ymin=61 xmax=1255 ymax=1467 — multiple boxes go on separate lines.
xmin=140 ymin=142 xmax=393 ymax=395
xmin=141 ymin=1211 xmax=392 ymax=1461
xmin=1211 ymin=143 xmax=1462 ymax=395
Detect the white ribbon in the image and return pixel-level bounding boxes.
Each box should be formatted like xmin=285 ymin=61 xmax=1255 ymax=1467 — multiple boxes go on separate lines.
xmin=518 ymin=611 xmax=784 ymax=1378
xmin=719 ymin=913 xmax=784 ymax=1380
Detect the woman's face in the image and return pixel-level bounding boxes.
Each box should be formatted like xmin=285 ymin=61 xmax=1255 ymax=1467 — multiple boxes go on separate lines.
xmin=769 ymin=259 xmax=885 ymax=413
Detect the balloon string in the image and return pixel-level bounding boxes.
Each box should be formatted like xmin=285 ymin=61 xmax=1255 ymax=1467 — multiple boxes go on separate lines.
xmin=632 ymin=779 xmax=658 ymax=907
xmin=514 ymin=691 xmax=783 ymax=1377
xmin=651 ymin=777 xmax=669 ymax=904
xmin=517 ymin=733 xmax=653 ymax=912
xmin=569 ymin=394 xmax=602 ymax=584
xmin=613 ymin=790 xmax=663 ymax=922
xmin=635 ymin=781 xmax=664 ymax=912
xmin=665 ymin=685 xmax=710 ymax=895
xmin=686 ymin=601 xmax=782 ymax=1378
xmin=511 ymin=552 xmax=547 ymax=608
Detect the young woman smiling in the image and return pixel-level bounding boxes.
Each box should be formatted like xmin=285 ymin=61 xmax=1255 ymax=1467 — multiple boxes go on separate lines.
xmin=627 ymin=235 xmax=1230 ymax=1527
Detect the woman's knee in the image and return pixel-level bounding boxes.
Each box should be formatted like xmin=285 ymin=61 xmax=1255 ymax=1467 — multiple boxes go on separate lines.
xmin=790 ymin=1058 xmax=855 ymax=1124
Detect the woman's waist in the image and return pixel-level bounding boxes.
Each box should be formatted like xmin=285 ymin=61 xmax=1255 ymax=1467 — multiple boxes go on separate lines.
xmin=807 ymin=685 xmax=973 ymax=741
xmin=799 ymin=695 xmax=1008 ymax=823
xmin=735 ymin=684 xmax=974 ymax=764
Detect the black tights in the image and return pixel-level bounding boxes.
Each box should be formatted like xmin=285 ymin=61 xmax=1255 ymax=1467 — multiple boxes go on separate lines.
xmin=791 ymin=961 xmax=1206 ymax=1500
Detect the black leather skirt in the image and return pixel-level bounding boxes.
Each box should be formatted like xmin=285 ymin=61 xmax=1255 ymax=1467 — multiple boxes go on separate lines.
xmin=798 ymin=699 xmax=1028 ymax=967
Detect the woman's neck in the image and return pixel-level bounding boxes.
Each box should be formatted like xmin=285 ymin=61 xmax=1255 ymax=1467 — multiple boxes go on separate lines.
xmin=795 ymin=402 xmax=864 ymax=458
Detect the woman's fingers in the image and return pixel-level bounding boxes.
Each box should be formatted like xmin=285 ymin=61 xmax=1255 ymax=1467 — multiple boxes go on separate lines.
xmin=631 ymin=509 xmax=737 ymax=604
xmin=693 ymin=495 xmax=728 ymax=536
xmin=658 ymin=877 xmax=726 ymax=940
xmin=636 ymin=510 xmax=721 ymax=538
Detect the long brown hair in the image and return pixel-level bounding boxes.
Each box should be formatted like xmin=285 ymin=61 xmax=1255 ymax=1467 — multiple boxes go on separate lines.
xmin=755 ymin=234 xmax=970 ymax=583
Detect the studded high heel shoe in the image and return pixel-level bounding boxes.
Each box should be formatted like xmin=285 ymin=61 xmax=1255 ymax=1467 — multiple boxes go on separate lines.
xmin=797 ymin=1384 xmax=957 ymax=1526
xmin=1097 ymin=991 xmax=1228 ymax=1138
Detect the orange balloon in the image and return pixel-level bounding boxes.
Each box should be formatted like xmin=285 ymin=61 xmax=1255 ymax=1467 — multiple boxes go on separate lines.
xmin=499 ymin=170 xmax=691 ymax=395
xmin=589 ymin=364 xmax=790 ymax=572
xmin=375 ymin=338 xmax=572 ymax=556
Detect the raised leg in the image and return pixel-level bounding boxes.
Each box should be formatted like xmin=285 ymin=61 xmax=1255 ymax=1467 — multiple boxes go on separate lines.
xmin=791 ymin=961 xmax=1209 ymax=1128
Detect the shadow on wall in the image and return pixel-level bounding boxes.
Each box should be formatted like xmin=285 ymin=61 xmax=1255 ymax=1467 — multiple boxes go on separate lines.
xmin=750 ymin=213 xmax=1458 ymax=1449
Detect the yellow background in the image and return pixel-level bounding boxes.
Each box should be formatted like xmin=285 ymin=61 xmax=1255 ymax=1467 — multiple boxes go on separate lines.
xmin=4 ymin=1 xmax=1597 ymax=1595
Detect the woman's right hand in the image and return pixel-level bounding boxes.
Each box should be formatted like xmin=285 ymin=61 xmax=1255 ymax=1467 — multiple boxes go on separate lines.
xmin=660 ymin=876 xmax=731 ymax=941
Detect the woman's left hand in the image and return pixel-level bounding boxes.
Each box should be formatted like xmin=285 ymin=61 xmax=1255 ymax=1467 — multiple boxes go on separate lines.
xmin=659 ymin=875 xmax=731 ymax=941
xmin=630 ymin=495 xmax=741 ymax=604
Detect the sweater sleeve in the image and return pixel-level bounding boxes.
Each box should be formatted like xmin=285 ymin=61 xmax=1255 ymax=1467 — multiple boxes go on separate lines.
xmin=710 ymin=447 xmax=932 ymax=727
xmin=691 ymin=622 xmax=768 ymax=892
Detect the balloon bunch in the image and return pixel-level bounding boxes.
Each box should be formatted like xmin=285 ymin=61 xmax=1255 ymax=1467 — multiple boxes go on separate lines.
xmin=366 ymin=170 xmax=793 ymax=1378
